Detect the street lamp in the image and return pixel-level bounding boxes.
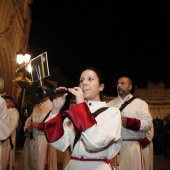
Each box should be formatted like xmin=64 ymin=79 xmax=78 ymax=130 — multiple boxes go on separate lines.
xmin=16 ymin=49 xmax=31 ymax=74
xmin=15 ymin=49 xmax=32 ymax=115
xmin=16 ymin=51 xmax=31 ymax=64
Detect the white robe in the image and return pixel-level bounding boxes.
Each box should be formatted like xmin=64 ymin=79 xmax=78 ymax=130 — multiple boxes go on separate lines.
xmin=0 ymin=96 xmax=11 ymax=170
xmin=20 ymin=99 xmax=58 ymax=170
xmin=46 ymin=101 xmax=122 ymax=170
xmin=142 ymin=126 xmax=154 ymax=170
xmin=1 ymin=107 xmax=19 ymax=170
xmin=107 ymin=94 xmax=153 ymax=170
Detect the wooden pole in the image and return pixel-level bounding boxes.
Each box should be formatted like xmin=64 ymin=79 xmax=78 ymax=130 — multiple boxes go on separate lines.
xmin=22 ymin=88 xmax=26 ymax=109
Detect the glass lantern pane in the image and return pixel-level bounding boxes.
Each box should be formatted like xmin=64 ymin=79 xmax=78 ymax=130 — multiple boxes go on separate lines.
xmin=24 ymin=53 xmax=31 ymax=63
xmin=17 ymin=54 xmax=24 ymax=64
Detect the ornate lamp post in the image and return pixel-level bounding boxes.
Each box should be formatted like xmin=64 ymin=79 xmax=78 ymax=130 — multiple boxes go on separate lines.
xmin=15 ymin=50 xmax=32 ymax=114
xmin=16 ymin=49 xmax=31 ymax=75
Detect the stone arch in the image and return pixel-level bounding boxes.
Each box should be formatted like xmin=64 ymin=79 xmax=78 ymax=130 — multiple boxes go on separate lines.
xmin=0 ymin=40 xmax=17 ymax=95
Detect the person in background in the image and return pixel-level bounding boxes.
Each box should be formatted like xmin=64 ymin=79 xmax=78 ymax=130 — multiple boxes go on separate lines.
xmin=1 ymin=95 xmax=19 ymax=170
xmin=43 ymin=67 xmax=122 ymax=170
xmin=0 ymin=78 xmax=11 ymax=170
xmin=17 ymin=108 xmax=29 ymax=147
xmin=20 ymin=95 xmax=58 ymax=170
xmin=160 ymin=118 xmax=170 ymax=158
xmin=107 ymin=76 xmax=153 ymax=170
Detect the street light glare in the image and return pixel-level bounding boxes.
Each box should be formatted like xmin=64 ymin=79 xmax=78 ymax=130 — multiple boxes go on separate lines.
xmin=16 ymin=49 xmax=24 ymax=64
xmin=24 ymin=53 xmax=31 ymax=63
xmin=27 ymin=63 xmax=32 ymax=73
xmin=16 ymin=51 xmax=31 ymax=64
xmin=17 ymin=54 xmax=24 ymax=64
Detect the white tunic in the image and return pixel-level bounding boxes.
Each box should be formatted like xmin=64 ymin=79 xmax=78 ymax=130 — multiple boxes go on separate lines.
xmin=0 ymin=96 xmax=11 ymax=170
xmin=20 ymin=99 xmax=58 ymax=170
xmin=1 ymin=107 xmax=19 ymax=170
xmin=46 ymin=101 xmax=122 ymax=170
xmin=107 ymin=94 xmax=153 ymax=170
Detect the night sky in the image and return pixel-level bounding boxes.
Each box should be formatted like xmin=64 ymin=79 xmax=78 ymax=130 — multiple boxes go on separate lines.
xmin=28 ymin=1 xmax=170 ymax=96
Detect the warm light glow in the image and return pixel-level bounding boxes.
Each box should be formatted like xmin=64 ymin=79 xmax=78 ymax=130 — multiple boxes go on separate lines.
xmin=27 ymin=63 xmax=32 ymax=73
xmin=24 ymin=53 xmax=31 ymax=63
xmin=17 ymin=53 xmax=24 ymax=64
xmin=16 ymin=50 xmax=31 ymax=64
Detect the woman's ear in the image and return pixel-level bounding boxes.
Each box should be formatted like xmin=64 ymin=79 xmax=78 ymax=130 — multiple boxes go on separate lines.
xmin=99 ymin=83 xmax=105 ymax=91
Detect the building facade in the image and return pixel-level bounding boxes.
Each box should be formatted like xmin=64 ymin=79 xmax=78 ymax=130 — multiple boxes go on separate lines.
xmin=0 ymin=0 xmax=32 ymax=96
xmin=133 ymin=82 xmax=170 ymax=119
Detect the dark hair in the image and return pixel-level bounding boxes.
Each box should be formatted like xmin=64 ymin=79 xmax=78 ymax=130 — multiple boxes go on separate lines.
xmin=3 ymin=95 xmax=17 ymax=104
xmin=81 ymin=66 xmax=105 ymax=100
xmin=81 ymin=66 xmax=104 ymax=85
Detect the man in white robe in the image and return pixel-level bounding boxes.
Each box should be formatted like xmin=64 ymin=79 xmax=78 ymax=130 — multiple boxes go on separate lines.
xmin=107 ymin=76 xmax=153 ymax=170
xmin=1 ymin=95 xmax=19 ymax=170
xmin=0 ymin=78 xmax=11 ymax=170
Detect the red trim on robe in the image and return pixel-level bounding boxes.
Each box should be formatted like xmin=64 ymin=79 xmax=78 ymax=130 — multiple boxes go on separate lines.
xmin=39 ymin=111 xmax=52 ymax=131
xmin=43 ymin=112 xmax=64 ymax=142
xmin=38 ymin=123 xmax=44 ymax=130
xmin=125 ymin=117 xmax=141 ymax=131
xmin=138 ymin=137 xmax=151 ymax=148
xmin=64 ymin=102 xmax=97 ymax=134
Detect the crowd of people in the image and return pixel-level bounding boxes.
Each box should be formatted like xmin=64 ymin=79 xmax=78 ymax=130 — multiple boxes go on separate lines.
xmin=0 ymin=67 xmax=170 ymax=170
xmin=153 ymin=117 xmax=170 ymax=158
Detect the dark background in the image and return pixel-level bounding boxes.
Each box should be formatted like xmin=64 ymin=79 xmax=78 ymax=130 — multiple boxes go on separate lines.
xmin=28 ymin=1 xmax=170 ymax=96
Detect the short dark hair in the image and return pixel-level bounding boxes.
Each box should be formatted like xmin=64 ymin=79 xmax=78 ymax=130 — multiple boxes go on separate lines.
xmin=4 ymin=95 xmax=16 ymax=104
